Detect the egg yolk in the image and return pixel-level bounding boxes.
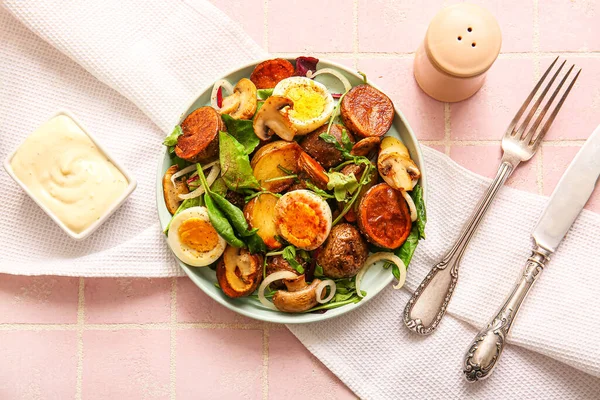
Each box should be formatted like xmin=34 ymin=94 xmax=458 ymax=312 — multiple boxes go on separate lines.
xmin=281 ymin=202 xmax=321 ymax=247
xmin=285 ymin=86 xmax=326 ymax=121
xmin=178 ymin=218 xmax=219 ymax=252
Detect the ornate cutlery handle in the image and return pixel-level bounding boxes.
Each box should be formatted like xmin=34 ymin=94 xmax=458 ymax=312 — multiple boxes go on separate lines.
xmin=404 ymin=162 xmax=514 ymax=335
xmin=463 ymin=246 xmax=550 ymax=382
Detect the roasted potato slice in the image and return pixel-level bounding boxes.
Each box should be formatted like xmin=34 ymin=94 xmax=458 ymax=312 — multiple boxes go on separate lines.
xmin=250 ymin=58 xmax=295 ymax=89
xmin=244 ymin=193 xmax=282 ymax=250
xmin=175 ymin=106 xmax=224 ymax=163
xmin=163 ymin=165 xmax=189 ymax=214
xmin=357 ymin=183 xmax=412 ymax=249
xmin=341 ymin=85 xmax=394 ymax=138
xmin=250 ymin=141 xmax=302 ymax=192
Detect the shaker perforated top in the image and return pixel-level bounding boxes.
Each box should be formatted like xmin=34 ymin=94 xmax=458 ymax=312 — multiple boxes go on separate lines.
xmin=425 ymin=3 xmax=502 ymax=78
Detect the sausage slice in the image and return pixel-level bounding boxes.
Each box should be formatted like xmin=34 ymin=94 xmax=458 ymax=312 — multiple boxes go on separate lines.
xmin=341 ymin=85 xmax=394 ymax=138
xmin=175 ymin=106 xmax=224 ymax=163
xmin=300 ymin=124 xmax=354 ymax=169
xmin=250 ymin=59 xmax=295 ymax=89
xmin=357 ymin=183 xmax=411 ymax=249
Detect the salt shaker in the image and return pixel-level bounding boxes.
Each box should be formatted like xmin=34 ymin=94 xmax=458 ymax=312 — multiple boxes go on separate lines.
xmin=414 ymin=3 xmax=502 ymax=102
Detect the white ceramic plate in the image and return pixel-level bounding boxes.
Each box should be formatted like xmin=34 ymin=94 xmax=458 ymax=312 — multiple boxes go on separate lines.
xmin=156 ymin=59 xmax=426 ymax=324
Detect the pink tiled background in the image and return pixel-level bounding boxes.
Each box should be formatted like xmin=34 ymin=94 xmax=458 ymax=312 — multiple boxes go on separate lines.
xmin=1 ymin=0 xmax=599 ymax=398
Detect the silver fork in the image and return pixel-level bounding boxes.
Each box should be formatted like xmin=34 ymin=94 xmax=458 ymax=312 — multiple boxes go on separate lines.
xmin=403 ymin=57 xmax=581 ymax=335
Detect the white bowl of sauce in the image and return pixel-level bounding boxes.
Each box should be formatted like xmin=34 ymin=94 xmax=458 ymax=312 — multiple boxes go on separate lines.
xmin=4 ymin=111 xmax=136 ymax=240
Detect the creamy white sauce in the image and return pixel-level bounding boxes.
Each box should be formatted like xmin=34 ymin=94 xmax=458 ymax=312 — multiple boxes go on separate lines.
xmin=10 ymin=115 xmax=128 ymax=233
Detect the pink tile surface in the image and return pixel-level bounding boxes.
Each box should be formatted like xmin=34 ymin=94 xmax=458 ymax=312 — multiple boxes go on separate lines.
xmin=539 ymin=0 xmax=600 ymax=51
xmin=542 ymin=146 xmax=600 ymax=212
xmin=177 ymin=277 xmax=255 ymax=324
xmin=0 ymin=331 xmax=77 ymax=399
xmin=209 ymin=0 xmax=265 ymax=47
xmin=450 ymin=145 xmax=538 ymax=193
xmin=358 ymin=0 xmax=443 ymax=53
xmin=82 ymin=329 xmax=171 ymax=399
xmin=541 ymin=57 xmax=599 ymax=141
xmin=358 ymin=58 xmax=445 ymax=141
xmin=268 ymin=0 xmax=353 ymax=53
xmin=451 ymin=58 xmax=535 ymax=140
xmin=176 ymin=328 xmax=263 ymax=399
xmin=85 ymin=278 xmax=171 ymax=323
xmin=268 ymin=329 xmax=356 ymax=400
xmin=0 ymin=275 xmax=79 ymax=323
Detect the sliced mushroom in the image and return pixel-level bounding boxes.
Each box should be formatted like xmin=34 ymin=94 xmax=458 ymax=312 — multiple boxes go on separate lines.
xmin=272 ymin=274 xmax=322 ymax=313
xmin=220 ymin=78 xmax=258 ymax=120
xmin=252 ymin=96 xmax=297 ymax=141
xmin=163 ymin=165 xmax=189 ymax=214
xmin=377 ymin=136 xmax=421 ymax=191
xmin=351 ymin=137 xmax=381 ymax=159
xmin=216 ymin=245 xmax=263 ymax=298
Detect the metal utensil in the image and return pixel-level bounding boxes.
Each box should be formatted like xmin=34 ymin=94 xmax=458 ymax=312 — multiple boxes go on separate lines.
xmin=403 ymin=57 xmax=581 ymax=335
xmin=463 ymin=122 xmax=600 ymax=382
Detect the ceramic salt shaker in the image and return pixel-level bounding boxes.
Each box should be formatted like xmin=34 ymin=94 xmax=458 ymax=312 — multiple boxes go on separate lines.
xmin=414 ymin=3 xmax=502 ymax=102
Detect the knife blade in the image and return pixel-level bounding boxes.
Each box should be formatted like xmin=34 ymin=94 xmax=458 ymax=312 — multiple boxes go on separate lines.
xmin=534 ymin=124 xmax=600 ymax=253
xmin=463 ymin=124 xmax=600 ymax=382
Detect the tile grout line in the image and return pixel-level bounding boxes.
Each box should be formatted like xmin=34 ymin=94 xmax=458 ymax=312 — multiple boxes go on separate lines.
xmin=262 ymin=327 xmax=269 ymax=400
xmin=75 ymin=277 xmax=85 ymax=400
xmin=268 ymin=51 xmax=600 ymax=59
xmin=533 ymin=0 xmax=544 ymax=195
xmin=170 ymin=277 xmax=177 ymax=400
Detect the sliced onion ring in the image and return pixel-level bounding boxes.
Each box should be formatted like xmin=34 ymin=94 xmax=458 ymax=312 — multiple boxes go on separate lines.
xmin=257 ymin=271 xmax=298 ymax=310
xmin=171 ymin=160 xmax=219 ymax=187
xmin=315 ymin=280 xmax=336 ymax=304
xmin=178 ymin=164 xmax=220 ymax=200
xmin=211 ymin=79 xmax=234 ymax=111
xmin=309 ymin=68 xmax=352 ymax=93
xmin=401 ymin=190 xmax=418 ymax=222
xmin=356 ymin=252 xmax=407 ymax=297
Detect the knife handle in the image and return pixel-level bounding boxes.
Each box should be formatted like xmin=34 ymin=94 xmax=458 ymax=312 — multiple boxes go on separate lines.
xmin=463 ymin=245 xmax=551 ymax=382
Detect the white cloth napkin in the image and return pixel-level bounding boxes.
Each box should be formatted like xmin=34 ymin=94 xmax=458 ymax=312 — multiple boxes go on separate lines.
xmin=2 ymin=1 xmax=600 ymax=398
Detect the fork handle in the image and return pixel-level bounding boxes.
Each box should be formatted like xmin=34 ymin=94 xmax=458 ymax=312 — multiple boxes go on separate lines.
xmin=463 ymin=246 xmax=550 ymax=382
xmin=404 ymin=161 xmax=515 ymax=335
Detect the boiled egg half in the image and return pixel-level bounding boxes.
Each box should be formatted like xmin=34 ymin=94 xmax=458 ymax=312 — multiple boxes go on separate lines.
xmin=168 ymin=206 xmax=227 ymax=267
xmin=274 ymin=190 xmax=332 ymax=250
xmin=273 ymin=77 xmax=334 ymax=135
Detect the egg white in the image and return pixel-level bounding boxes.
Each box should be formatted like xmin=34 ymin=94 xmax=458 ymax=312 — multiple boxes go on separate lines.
xmin=275 ymin=189 xmax=333 ymax=250
xmin=168 ymin=206 xmax=227 ymax=267
xmin=273 ymin=77 xmax=334 ymax=135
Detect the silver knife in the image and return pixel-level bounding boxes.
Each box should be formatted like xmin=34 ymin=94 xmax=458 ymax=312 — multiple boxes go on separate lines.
xmin=463 ymin=123 xmax=600 ymax=382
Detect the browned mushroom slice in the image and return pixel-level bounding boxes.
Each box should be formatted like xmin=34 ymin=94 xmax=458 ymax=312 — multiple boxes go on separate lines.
xmin=272 ymin=275 xmax=322 ymax=313
xmin=216 ymin=245 xmax=263 ymax=298
xmin=162 ymin=165 xmax=189 ymax=214
xmin=252 ymin=96 xmax=297 ymax=141
xmin=220 ymin=78 xmax=258 ymax=120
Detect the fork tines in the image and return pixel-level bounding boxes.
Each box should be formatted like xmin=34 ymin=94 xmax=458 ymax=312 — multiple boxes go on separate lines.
xmin=506 ymin=56 xmax=581 ymax=147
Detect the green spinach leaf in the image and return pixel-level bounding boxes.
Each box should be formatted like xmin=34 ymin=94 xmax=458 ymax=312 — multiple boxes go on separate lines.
xmin=396 ymin=226 xmax=419 ymax=267
xmin=219 ymin=131 xmax=261 ymax=192
xmin=221 ymin=114 xmax=260 ymax=154
xmin=411 ymin=184 xmax=426 ymax=239
xmin=257 ymin=89 xmax=274 ymax=100
xmin=163 ymin=125 xmax=182 ymax=147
